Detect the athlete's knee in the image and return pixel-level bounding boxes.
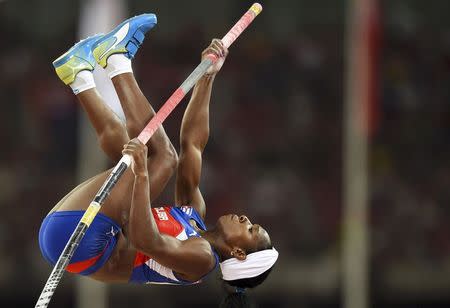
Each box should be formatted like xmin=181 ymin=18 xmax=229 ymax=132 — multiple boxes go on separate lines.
xmin=163 ymin=143 xmax=179 ymax=171
xmin=98 ymin=121 xmax=127 ymax=152
xmin=125 ymin=121 xmax=143 ymax=139
xmin=151 ymin=141 xmax=178 ymax=171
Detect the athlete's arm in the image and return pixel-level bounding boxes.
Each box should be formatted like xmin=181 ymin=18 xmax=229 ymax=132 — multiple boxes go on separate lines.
xmin=175 ymin=39 xmax=228 ymax=220
xmin=123 ymin=139 xmax=216 ymax=280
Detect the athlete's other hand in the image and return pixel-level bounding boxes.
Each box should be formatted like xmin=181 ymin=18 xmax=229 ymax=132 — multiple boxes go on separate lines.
xmin=202 ymin=38 xmax=229 ymax=75
xmin=122 ymin=138 xmax=148 ymax=177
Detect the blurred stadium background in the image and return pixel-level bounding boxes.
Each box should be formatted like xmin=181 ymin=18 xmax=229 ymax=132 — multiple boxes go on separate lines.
xmin=1 ymin=0 xmax=450 ymax=307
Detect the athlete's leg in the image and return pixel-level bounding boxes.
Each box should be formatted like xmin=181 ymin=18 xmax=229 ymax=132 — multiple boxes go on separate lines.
xmin=77 ymin=88 xmax=129 ymax=162
xmin=110 ymin=72 xmax=177 ymax=162
xmin=175 ymin=39 xmax=228 ymax=218
xmin=53 ymin=35 xmax=129 ymax=162
xmin=92 ymin=14 xmax=178 ymax=197
xmin=52 ymin=14 xmax=176 ymax=200
xmin=111 ymin=73 xmax=158 ymax=139
xmin=111 ymin=73 xmax=178 ymax=196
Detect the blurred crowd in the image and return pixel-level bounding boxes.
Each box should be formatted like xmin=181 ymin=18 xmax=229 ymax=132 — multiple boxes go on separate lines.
xmin=371 ymin=5 xmax=450 ymax=296
xmin=0 ymin=0 xmax=450 ymax=307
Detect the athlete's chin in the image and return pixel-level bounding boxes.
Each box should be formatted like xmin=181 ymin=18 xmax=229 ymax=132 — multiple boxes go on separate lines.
xmin=216 ymin=214 xmax=234 ymax=230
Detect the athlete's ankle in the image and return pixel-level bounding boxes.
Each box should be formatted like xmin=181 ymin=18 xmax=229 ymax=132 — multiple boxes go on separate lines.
xmin=105 ymin=54 xmax=133 ymax=79
xmin=70 ymin=70 xmax=96 ymax=95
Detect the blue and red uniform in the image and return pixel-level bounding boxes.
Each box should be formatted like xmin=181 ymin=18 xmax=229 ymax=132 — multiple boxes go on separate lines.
xmin=130 ymin=206 xmax=219 ymax=284
xmin=38 ymin=206 xmax=218 ymax=284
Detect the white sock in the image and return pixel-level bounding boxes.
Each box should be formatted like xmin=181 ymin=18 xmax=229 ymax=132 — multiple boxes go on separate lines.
xmin=70 ymin=70 xmax=96 ymax=95
xmin=105 ymin=54 xmax=133 ymax=79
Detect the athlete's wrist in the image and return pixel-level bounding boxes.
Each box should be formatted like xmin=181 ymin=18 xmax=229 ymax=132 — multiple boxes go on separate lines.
xmin=134 ymin=172 xmax=149 ymax=180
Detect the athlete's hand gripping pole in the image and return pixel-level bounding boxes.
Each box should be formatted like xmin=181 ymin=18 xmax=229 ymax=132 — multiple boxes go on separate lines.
xmin=35 ymin=3 xmax=262 ymax=308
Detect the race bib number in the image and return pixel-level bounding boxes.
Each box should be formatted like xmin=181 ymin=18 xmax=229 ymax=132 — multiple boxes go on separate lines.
xmin=155 ymin=207 xmax=169 ymax=221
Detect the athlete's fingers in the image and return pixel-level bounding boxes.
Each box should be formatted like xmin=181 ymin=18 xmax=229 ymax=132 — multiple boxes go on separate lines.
xmin=223 ymin=45 xmax=229 ymax=57
xmin=122 ymin=146 xmax=148 ymax=177
xmin=202 ymin=46 xmax=221 ymax=59
xmin=211 ymin=43 xmax=228 ymax=60
xmin=210 ymin=43 xmax=223 ymax=57
xmin=202 ymin=38 xmax=226 ymax=59
xmin=122 ymin=140 xmax=148 ymax=158
xmin=122 ymin=144 xmax=143 ymax=152
xmin=212 ymin=38 xmax=223 ymax=46
xmin=211 ymin=39 xmax=225 ymax=56
xmin=211 ymin=38 xmax=224 ymax=49
xmin=124 ymin=138 xmax=145 ymax=148
xmin=122 ymin=146 xmax=144 ymax=156
xmin=123 ymin=139 xmax=147 ymax=153
xmin=213 ymin=39 xmax=227 ymax=55
xmin=213 ymin=40 xmax=226 ymax=57
xmin=210 ymin=46 xmax=222 ymax=57
xmin=122 ymin=148 xmax=143 ymax=157
xmin=123 ymin=143 xmax=142 ymax=151
xmin=122 ymin=150 xmax=147 ymax=172
xmin=123 ymin=146 xmax=147 ymax=156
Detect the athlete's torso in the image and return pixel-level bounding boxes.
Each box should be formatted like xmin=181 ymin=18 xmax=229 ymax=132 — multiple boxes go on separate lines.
xmin=50 ymin=171 xmax=217 ymax=284
xmin=129 ymin=206 xmax=218 ymax=285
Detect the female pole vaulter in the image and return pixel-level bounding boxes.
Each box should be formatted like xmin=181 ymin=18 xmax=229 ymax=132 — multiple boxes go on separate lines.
xmin=38 ymin=14 xmax=278 ymax=307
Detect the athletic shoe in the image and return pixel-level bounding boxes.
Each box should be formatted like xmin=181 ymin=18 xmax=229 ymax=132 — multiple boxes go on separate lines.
xmin=92 ymin=13 xmax=157 ymax=68
xmin=52 ymin=34 xmax=103 ymax=85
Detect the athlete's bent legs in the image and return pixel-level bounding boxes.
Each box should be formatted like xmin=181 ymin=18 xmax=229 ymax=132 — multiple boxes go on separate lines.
xmin=40 ymin=15 xmax=176 ymax=282
xmin=112 ymin=73 xmax=178 ymax=198
xmin=77 ymin=71 xmax=178 ymax=199
xmin=49 ymin=15 xmax=177 ymax=214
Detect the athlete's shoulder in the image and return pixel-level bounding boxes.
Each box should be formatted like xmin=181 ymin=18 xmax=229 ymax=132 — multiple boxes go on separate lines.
xmin=179 ymin=236 xmax=218 ymax=278
xmin=183 ymin=236 xmax=215 ymax=259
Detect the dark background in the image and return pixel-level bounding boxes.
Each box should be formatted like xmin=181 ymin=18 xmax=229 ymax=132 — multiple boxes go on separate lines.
xmin=0 ymin=0 xmax=450 ymax=307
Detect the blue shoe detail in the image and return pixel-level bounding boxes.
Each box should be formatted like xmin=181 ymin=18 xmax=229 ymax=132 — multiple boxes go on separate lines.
xmin=52 ymin=34 xmax=103 ymax=85
xmin=92 ymin=13 xmax=157 ymax=68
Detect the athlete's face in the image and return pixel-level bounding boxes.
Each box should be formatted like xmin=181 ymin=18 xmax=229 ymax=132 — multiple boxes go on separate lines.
xmin=217 ymin=214 xmax=271 ymax=256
